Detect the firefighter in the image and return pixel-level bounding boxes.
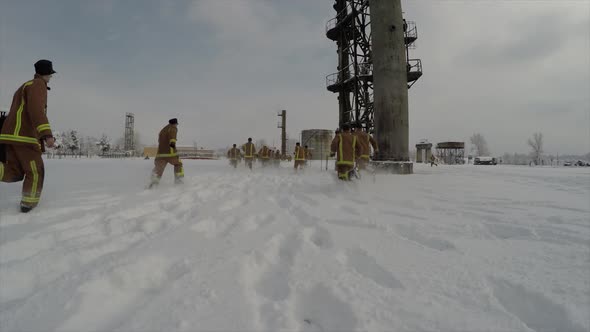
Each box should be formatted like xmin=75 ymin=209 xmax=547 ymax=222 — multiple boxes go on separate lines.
xmin=0 ymin=60 xmax=57 ymax=212
xmin=242 ymin=138 xmax=256 ymax=170
xmin=149 ymin=118 xmax=183 ymax=188
xmin=430 ymin=154 xmax=438 ymax=167
xmin=294 ymin=142 xmax=306 ymax=171
xmin=353 ymin=122 xmax=378 ymax=170
xmin=258 ymin=145 xmax=271 ymax=167
xmin=227 ymin=144 xmax=241 ymax=168
xmin=330 ymin=124 xmax=362 ymax=181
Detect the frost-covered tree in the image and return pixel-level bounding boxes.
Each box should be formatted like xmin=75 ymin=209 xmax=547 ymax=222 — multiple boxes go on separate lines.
xmin=68 ymin=130 xmax=79 ymax=156
xmin=470 ymin=133 xmax=490 ymax=156
xmin=49 ymin=131 xmax=68 ymax=157
xmin=97 ymin=134 xmax=111 ymax=155
xmin=527 ymin=132 xmax=543 ymax=165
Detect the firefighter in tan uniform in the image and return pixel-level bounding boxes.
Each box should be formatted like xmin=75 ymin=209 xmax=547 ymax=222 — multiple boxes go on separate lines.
xmin=430 ymin=154 xmax=438 ymax=167
xmin=293 ymin=142 xmax=306 ymax=171
xmin=330 ymin=124 xmax=362 ymax=180
xmin=0 ymin=60 xmax=57 ymax=212
xmin=242 ymin=138 xmax=256 ymax=170
xmin=258 ymin=145 xmax=271 ymax=167
xmin=149 ymin=118 xmax=183 ymax=188
xmin=353 ymin=122 xmax=378 ymax=170
xmin=227 ymin=144 xmax=241 ymax=168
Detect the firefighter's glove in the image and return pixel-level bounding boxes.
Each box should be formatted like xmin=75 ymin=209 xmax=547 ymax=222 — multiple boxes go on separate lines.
xmin=329 ymin=152 xmax=336 ymax=157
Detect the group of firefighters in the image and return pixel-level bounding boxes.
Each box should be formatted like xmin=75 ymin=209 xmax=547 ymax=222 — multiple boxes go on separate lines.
xmin=226 ymin=139 xmax=312 ymax=171
xmin=0 ymin=59 xmax=378 ymax=213
xmin=330 ymin=123 xmax=378 ymax=180
xmin=224 ymin=122 xmax=378 ymax=181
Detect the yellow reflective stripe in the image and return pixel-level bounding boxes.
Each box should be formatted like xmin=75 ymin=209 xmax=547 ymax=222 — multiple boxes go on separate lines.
xmin=335 ymin=134 xmax=356 ymax=166
xmin=36 ymin=124 xmax=51 ymax=132
xmin=15 ymin=81 xmax=34 ymax=136
xmin=156 ymin=153 xmax=177 ymax=157
xmin=360 ymin=155 xmax=370 ymax=159
xmin=0 ymin=134 xmax=40 ymax=144
xmin=170 ymin=139 xmax=177 ymax=143
xmin=175 ymin=165 xmax=184 ymax=177
xmin=0 ymin=163 xmax=4 ymax=180
xmin=14 ymin=102 xmax=25 ymax=136
xmin=22 ymin=196 xmax=40 ymax=203
xmin=30 ymin=160 xmax=39 ymax=198
xmin=295 ymin=147 xmax=305 ymax=160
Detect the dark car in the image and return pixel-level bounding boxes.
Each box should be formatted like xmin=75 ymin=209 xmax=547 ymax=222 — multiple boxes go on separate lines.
xmin=474 ymin=156 xmax=497 ymax=165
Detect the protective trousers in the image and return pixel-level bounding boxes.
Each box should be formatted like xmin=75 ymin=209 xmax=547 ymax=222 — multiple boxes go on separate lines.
xmin=0 ymin=145 xmax=44 ymax=207
xmin=356 ymin=157 xmax=369 ymax=170
xmin=336 ymin=165 xmax=353 ymax=180
xmin=244 ymin=158 xmax=253 ymax=170
xmin=152 ymin=157 xmax=184 ymax=183
xmin=294 ymin=160 xmax=305 ymax=170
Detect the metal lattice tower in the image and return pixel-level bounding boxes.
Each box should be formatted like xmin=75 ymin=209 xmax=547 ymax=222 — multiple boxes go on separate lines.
xmin=325 ymin=0 xmax=422 ymax=133
xmin=124 ymin=112 xmax=135 ymax=151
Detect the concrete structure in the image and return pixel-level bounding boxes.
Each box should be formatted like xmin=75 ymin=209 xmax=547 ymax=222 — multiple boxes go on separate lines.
xmin=435 ymin=142 xmax=465 ymax=165
xmin=143 ymin=146 xmax=216 ymax=159
xmin=301 ymin=129 xmax=333 ymax=160
xmin=325 ymin=0 xmax=422 ymax=174
xmin=372 ymin=0 xmax=408 ymax=165
xmin=277 ymin=110 xmax=287 ymax=157
xmin=416 ymin=142 xmax=433 ymax=163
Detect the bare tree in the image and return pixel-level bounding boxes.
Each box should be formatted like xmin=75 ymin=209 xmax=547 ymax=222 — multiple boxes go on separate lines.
xmin=470 ymin=133 xmax=490 ymax=156
xmin=527 ymin=132 xmax=543 ymax=165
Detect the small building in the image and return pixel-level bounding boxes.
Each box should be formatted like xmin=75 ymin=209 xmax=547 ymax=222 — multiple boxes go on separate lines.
xmin=415 ymin=140 xmax=433 ymax=163
xmin=301 ymin=129 xmax=333 ymax=160
xmin=143 ymin=146 xmax=217 ymax=159
xmin=435 ymin=142 xmax=465 ymax=165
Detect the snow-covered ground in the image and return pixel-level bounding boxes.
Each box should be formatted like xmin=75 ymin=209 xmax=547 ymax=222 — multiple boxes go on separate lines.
xmin=1 ymin=158 xmax=589 ymax=332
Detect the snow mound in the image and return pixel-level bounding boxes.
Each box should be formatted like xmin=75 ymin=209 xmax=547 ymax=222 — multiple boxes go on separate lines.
xmin=1 ymin=159 xmax=589 ymax=331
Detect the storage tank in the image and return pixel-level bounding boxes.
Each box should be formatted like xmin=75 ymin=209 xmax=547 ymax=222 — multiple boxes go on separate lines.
xmin=301 ymin=129 xmax=333 ymax=160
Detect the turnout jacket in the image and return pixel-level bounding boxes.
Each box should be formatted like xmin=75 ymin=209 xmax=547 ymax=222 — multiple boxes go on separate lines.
xmin=156 ymin=124 xmax=178 ymax=158
xmin=0 ymin=76 xmax=52 ymax=150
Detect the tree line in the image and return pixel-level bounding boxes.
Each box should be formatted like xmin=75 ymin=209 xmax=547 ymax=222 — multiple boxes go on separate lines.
xmin=45 ymin=131 xmax=144 ymax=157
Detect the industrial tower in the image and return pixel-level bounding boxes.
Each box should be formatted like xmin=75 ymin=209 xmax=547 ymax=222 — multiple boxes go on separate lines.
xmin=277 ymin=110 xmax=287 ymax=157
xmin=325 ymin=0 xmax=422 ymax=171
xmin=124 ymin=112 xmax=135 ymax=152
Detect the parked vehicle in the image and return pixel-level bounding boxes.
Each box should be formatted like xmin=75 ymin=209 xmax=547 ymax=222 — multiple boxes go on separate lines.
xmin=474 ymin=156 xmax=497 ymax=165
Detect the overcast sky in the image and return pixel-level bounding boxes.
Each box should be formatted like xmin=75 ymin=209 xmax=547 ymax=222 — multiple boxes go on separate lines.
xmin=1 ymin=0 xmax=588 ymax=155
